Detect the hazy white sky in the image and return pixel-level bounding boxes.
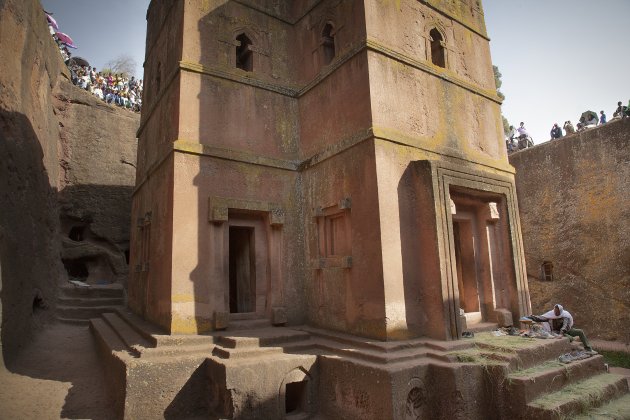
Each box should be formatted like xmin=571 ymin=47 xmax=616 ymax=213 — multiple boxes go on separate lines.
xmin=40 ymin=0 xmax=630 ymax=143
xmin=484 ymin=0 xmax=630 ymax=143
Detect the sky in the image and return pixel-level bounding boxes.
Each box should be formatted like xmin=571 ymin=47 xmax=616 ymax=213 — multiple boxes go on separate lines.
xmin=40 ymin=0 xmax=630 ymax=144
xmin=40 ymin=0 xmax=150 ymax=78
xmin=483 ymin=0 xmax=630 ymax=143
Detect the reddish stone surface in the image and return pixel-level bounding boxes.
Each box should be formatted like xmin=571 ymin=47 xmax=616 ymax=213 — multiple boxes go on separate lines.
xmin=131 ymin=0 xmax=529 ymax=342
xmin=510 ymin=119 xmax=630 ymax=343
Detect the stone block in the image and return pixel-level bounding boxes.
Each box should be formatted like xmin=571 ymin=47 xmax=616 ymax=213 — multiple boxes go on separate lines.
xmin=272 ymin=306 xmax=287 ymax=326
xmin=213 ymin=311 xmax=229 ymax=330
xmin=494 ymin=308 xmax=513 ymax=327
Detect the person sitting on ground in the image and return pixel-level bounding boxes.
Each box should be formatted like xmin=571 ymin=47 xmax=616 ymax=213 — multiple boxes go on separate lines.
xmin=527 ymin=304 xmax=597 ymax=355
xmin=599 ymin=111 xmax=607 ymax=125
xmin=613 ymin=101 xmax=628 ymax=118
xmin=550 ymin=123 xmax=563 ymax=139
xmin=506 ymin=136 xmax=517 ymax=153
xmin=585 ymin=113 xmax=598 ymax=127
xmin=563 ymin=120 xmax=575 ymax=135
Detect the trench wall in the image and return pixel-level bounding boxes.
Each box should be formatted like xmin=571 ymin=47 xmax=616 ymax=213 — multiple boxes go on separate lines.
xmin=0 ymin=0 xmax=67 ymax=363
xmin=0 ymin=0 xmax=139 ymax=363
xmin=509 ymin=119 xmax=630 ymax=341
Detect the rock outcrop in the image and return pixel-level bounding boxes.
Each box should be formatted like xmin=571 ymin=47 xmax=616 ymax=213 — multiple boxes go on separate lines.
xmin=510 ymin=119 xmax=630 ymax=342
xmin=0 ymin=0 xmax=139 ymax=362
xmin=0 ymin=0 xmax=67 ymax=362
xmin=55 ymin=79 xmax=138 ymax=285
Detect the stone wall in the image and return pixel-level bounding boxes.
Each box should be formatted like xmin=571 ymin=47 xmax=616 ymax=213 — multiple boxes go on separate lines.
xmin=510 ymin=119 xmax=630 ymax=342
xmin=0 ymin=0 xmax=139 ymax=363
xmin=0 ymin=0 xmax=67 ymax=362
xmin=55 ymin=80 xmax=138 ymax=286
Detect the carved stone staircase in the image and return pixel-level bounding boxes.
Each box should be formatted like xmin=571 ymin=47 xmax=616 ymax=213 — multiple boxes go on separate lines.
xmin=56 ymin=283 xmax=125 ymax=324
xmin=466 ymin=334 xmax=630 ymax=419
xmin=88 ymin=310 xmax=630 ymax=419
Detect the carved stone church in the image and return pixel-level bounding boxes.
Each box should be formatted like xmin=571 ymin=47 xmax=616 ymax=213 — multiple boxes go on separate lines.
xmin=123 ymin=0 xmax=536 ymax=417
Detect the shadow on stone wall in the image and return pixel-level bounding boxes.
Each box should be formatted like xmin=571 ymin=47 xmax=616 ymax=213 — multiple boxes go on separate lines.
xmin=0 ymin=109 xmax=61 ymax=364
xmin=57 ymin=184 xmax=134 ymax=285
xmin=163 ymin=362 xmax=209 ymax=419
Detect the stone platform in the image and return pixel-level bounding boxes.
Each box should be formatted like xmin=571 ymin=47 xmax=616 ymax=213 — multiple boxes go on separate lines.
xmin=90 ymin=311 xmax=630 ymax=419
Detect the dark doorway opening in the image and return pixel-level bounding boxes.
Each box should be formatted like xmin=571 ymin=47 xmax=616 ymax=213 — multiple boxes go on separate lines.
xmin=285 ymin=381 xmax=307 ymax=414
xmin=63 ymin=258 xmax=89 ymax=279
xmin=229 ymin=226 xmax=256 ymax=313
xmin=452 ymin=219 xmax=481 ymax=314
xmin=69 ymin=226 xmax=85 ymax=242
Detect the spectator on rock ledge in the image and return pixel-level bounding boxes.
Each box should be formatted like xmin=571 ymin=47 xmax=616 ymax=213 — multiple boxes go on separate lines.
xmin=550 ymin=123 xmax=562 ymax=139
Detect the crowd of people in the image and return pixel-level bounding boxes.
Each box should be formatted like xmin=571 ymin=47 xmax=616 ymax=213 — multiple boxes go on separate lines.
xmin=507 ymin=99 xmax=630 ymax=153
xmin=45 ymin=11 xmax=143 ymax=113
xmin=68 ymin=64 xmax=143 ymax=113
xmin=505 ymin=122 xmax=533 ymax=153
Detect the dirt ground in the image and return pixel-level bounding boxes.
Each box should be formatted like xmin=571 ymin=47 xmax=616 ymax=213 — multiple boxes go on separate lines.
xmin=0 ymin=322 xmax=115 ymax=420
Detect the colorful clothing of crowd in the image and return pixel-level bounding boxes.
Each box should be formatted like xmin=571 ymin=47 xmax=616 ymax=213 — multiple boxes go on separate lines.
xmin=46 ymin=10 xmax=142 ymax=113
xmin=68 ymin=64 xmax=143 ymax=113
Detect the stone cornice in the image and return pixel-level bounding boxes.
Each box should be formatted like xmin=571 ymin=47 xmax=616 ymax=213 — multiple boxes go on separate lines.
xmin=133 ymin=130 xmax=513 ymax=195
xmin=173 ymin=140 xmax=299 ymax=171
xmin=365 ymin=38 xmax=501 ymax=104
xmin=179 ymin=61 xmax=300 ymax=97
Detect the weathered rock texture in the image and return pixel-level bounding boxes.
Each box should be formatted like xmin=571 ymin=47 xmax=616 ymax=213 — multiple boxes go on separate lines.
xmin=55 ymin=80 xmax=138 ymax=285
xmin=0 ymin=0 xmax=139 ymax=363
xmin=510 ymin=119 xmax=630 ymax=342
xmin=0 ymin=0 xmax=67 ymax=362
xmin=131 ymin=0 xmax=530 ymax=343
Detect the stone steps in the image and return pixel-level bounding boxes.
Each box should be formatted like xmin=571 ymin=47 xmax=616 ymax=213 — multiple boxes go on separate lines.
xmin=216 ymin=328 xmax=310 ymax=349
xmin=90 ymin=310 xmax=218 ymax=359
xmin=477 ymin=336 xmax=575 ymax=371
xmin=226 ymin=317 xmax=272 ymax=331
xmin=57 ymin=283 xmax=125 ymax=324
xmin=57 ymin=304 xmax=126 ymax=320
xmin=466 ymin=321 xmax=499 ymax=333
xmin=525 ymin=372 xmax=629 ymax=419
xmin=59 ymin=284 xmax=124 ymax=298
xmin=573 ymin=393 xmax=630 ymax=419
xmin=101 ymin=312 xmax=153 ymax=354
xmin=90 ymin=317 xmax=130 ymax=354
xmin=298 ymin=325 xmax=453 ymax=354
xmin=464 ymin=332 xmax=630 ymax=418
xmin=507 ymin=355 xmax=607 ymax=406
xmin=58 ymin=296 xmax=124 ymax=306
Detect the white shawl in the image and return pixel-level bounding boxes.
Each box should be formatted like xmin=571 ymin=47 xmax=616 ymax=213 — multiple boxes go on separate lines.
xmin=540 ymin=304 xmax=574 ymax=332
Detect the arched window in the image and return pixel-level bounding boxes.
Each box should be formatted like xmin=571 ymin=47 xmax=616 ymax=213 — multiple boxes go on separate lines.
xmin=322 ymin=23 xmax=335 ymax=65
xmin=429 ymin=28 xmax=445 ymax=68
xmin=236 ymin=33 xmax=253 ymax=72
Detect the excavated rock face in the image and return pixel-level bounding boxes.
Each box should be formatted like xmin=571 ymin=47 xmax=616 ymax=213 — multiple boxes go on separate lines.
xmin=0 ymin=0 xmax=67 ymax=362
xmin=510 ymin=119 xmax=630 ymax=343
xmin=0 ymin=0 xmax=139 ymax=362
xmin=54 ymin=80 xmax=139 ymax=285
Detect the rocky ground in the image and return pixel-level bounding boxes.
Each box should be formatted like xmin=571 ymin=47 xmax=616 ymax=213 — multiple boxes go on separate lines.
xmin=0 ymin=323 xmax=115 ymax=420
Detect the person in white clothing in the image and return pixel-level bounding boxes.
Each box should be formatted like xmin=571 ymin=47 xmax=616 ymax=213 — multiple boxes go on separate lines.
xmin=527 ymin=304 xmax=596 ymax=354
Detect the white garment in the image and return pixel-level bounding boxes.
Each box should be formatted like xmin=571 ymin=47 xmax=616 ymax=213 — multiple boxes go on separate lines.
xmin=540 ymin=304 xmax=574 ymax=332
